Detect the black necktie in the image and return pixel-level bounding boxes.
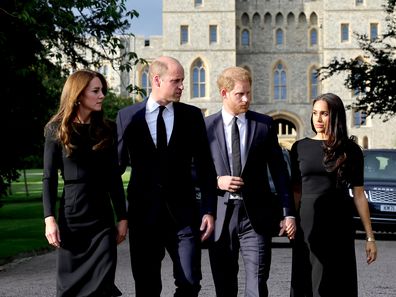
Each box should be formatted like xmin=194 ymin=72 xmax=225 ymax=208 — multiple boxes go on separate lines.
xmin=157 ymin=105 xmax=167 ymax=151
xmin=232 ymin=117 xmax=242 ymax=177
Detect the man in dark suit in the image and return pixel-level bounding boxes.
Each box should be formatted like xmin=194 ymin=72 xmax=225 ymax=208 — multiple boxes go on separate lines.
xmin=205 ymin=66 xmax=296 ymax=297
xmin=116 ymin=56 xmax=217 ymax=297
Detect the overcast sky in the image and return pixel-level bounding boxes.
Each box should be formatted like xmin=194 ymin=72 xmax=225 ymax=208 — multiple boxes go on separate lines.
xmin=127 ymin=0 xmax=162 ymax=37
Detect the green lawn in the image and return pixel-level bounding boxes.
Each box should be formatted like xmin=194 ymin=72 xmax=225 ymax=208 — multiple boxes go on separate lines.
xmin=0 ymin=169 xmax=130 ymax=265
xmin=0 ymin=202 xmax=50 ymax=265
xmin=5 ymin=169 xmax=53 ymax=201
xmin=3 ymin=168 xmax=130 ymax=202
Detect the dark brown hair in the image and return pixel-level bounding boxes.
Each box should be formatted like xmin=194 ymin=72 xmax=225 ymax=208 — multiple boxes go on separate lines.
xmin=311 ymin=93 xmax=353 ymax=187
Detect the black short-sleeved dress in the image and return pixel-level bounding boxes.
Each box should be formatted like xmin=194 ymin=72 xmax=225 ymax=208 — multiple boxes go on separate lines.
xmin=290 ymin=138 xmax=363 ymax=297
xmin=42 ymin=122 xmax=127 ymax=297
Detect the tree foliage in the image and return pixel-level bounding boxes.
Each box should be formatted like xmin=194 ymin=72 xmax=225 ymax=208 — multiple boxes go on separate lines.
xmin=103 ymin=92 xmax=136 ymax=121
xmin=319 ymin=0 xmax=396 ymax=121
xmin=0 ymin=0 xmax=142 ymax=197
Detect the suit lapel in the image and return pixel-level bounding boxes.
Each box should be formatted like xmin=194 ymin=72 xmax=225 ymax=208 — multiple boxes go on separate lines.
xmin=168 ymin=103 xmax=178 ymax=149
xmin=136 ymin=101 xmax=156 ymax=150
xmin=244 ymin=111 xmax=256 ymax=170
xmin=213 ymin=112 xmax=231 ymax=175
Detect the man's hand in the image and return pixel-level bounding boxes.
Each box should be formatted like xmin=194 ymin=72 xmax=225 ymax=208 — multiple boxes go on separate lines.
xmin=200 ymin=214 xmax=214 ymax=241
xmin=217 ymin=175 xmax=244 ymax=192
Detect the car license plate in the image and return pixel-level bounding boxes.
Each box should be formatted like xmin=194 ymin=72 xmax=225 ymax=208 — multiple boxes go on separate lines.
xmin=380 ymin=205 xmax=396 ymax=212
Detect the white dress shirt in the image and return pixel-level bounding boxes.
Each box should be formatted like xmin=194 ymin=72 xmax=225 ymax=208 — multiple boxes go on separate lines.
xmin=146 ymin=96 xmax=174 ymax=147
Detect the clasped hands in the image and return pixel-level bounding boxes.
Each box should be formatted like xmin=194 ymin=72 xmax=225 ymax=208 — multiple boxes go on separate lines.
xmin=279 ymin=217 xmax=296 ymax=240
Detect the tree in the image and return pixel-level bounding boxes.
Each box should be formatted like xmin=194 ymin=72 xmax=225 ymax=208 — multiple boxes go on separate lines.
xmin=0 ymin=0 xmax=144 ymax=198
xmin=103 ymin=92 xmax=137 ymax=121
xmin=319 ymin=0 xmax=396 ymax=121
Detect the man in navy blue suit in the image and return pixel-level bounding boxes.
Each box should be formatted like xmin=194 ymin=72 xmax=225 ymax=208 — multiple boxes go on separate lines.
xmin=205 ymin=66 xmax=296 ymax=297
xmin=116 ymin=56 xmax=217 ymax=297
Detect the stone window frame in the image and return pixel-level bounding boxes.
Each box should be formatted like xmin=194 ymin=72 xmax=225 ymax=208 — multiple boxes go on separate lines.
xmin=308 ymin=66 xmax=320 ymax=100
xmin=241 ymin=29 xmax=250 ymax=47
xmin=180 ymin=25 xmax=189 ymax=45
xmin=273 ymin=62 xmax=287 ymax=101
xmin=341 ymin=23 xmax=350 ymax=42
xmin=370 ymin=22 xmax=378 ymax=41
xmin=209 ymin=25 xmax=218 ymax=44
xmin=191 ymin=58 xmax=206 ymax=99
xmin=140 ymin=65 xmax=151 ymax=98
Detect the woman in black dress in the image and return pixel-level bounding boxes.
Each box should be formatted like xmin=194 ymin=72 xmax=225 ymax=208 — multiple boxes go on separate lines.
xmin=290 ymin=93 xmax=377 ymax=297
xmin=43 ymin=70 xmax=128 ymax=297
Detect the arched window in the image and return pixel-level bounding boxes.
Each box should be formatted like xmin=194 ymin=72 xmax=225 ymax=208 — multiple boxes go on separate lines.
xmin=241 ymin=13 xmax=250 ymax=26
xmin=310 ymin=68 xmax=319 ymax=99
xmin=287 ymin=13 xmax=295 ymax=26
xmin=276 ymin=28 xmax=284 ymax=46
xmin=310 ymin=28 xmax=318 ymax=46
xmin=253 ymin=13 xmax=261 ymax=28
xmin=141 ymin=66 xmax=151 ymax=97
xmin=275 ymin=13 xmax=284 ymax=26
xmin=192 ymin=59 xmax=206 ymax=98
xmin=274 ymin=63 xmax=286 ymax=100
xmin=241 ymin=29 xmax=250 ymax=46
xmin=309 ymin=12 xmax=318 ymax=26
xmin=298 ymin=13 xmax=307 ymax=26
xmin=264 ymin=13 xmax=272 ymax=26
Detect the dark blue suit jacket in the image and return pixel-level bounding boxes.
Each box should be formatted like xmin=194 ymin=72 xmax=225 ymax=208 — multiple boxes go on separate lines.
xmin=117 ymin=100 xmax=217 ymax=228
xmin=205 ymin=110 xmax=294 ymax=240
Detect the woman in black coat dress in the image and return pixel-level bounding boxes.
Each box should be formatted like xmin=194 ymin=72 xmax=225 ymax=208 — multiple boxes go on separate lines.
xmin=43 ymin=70 xmax=128 ymax=297
xmin=289 ymin=93 xmax=377 ymax=297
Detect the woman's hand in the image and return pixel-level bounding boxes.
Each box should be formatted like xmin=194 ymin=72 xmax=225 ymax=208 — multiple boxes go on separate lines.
xmin=366 ymin=241 xmax=377 ymax=264
xmin=45 ymin=216 xmax=61 ymax=248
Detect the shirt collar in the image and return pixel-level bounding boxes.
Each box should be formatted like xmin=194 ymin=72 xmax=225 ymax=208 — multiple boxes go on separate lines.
xmin=221 ymin=108 xmax=246 ymax=126
xmin=147 ymin=96 xmax=174 ymax=113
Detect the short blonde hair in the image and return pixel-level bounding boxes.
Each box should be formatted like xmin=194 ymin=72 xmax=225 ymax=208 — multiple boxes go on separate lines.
xmin=217 ymin=66 xmax=252 ymax=92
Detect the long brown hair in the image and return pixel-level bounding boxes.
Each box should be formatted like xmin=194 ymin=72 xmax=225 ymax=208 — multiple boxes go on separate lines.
xmin=44 ymin=69 xmax=112 ymax=156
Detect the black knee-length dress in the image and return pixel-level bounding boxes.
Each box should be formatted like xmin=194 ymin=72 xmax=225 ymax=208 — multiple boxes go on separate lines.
xmin=43 ymin=122 xmax=127 ymax=297
xmin=290 ymin=138 xmax=363 ymax=297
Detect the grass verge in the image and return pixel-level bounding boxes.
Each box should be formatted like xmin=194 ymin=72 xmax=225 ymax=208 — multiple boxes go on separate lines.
xmin=0 ymin=202 xmax=51 ymax=266
xmin=0 ymin=169 xmax=130 ymax=265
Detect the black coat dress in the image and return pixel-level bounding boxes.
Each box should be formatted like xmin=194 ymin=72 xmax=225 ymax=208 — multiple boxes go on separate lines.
xmin=290 ymin=138 xmax=363 ymax=297
xmin=43 ymin=122 xmax=127 ymax=297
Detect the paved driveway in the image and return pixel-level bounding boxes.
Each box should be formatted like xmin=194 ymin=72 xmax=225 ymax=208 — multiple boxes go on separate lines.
xmin=0 ymin=236 xmax=395 ymax=296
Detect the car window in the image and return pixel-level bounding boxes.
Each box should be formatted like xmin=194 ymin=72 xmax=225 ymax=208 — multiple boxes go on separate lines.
xmin=364 ymin=150 xmax=396 ymax=182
